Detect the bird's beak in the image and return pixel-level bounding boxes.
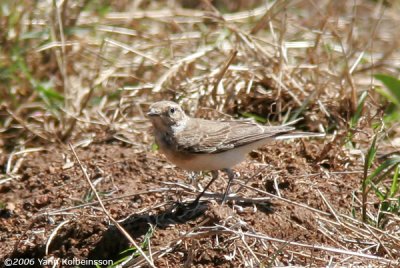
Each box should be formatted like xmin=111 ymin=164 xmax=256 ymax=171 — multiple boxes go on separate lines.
xmin=147 ymin=109 xmax=160 ymax=117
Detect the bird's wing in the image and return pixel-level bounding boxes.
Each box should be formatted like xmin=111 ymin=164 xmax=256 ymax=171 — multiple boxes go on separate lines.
xmin=174 ymin=118 xmax=294 ymax=154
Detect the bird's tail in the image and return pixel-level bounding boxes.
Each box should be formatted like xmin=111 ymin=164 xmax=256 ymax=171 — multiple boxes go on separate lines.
xmin=275 ymin=132 xmax=325 ymax=140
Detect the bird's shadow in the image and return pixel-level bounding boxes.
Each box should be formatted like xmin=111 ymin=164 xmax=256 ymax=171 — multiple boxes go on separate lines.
xmin=87 ymin=198 xmax=274 ymax=264
xmin=87 ymin=201 xmax=208 ymax=262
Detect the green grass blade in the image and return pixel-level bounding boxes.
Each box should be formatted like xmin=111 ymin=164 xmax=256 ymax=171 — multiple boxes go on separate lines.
xmin=375 ymin=87 xmax=400 ymax=107
xmin=370 ymin=182 xmax=385 ymax=201
xmin=375 ymin=74 xmax=400 ymax=104
xmin=365 ymin=135 xmax=378 ymax=171
xmin=350 ymin=91 xmax=368 ymax=129
xmin=289 ymin=90 xmax=316 ymax=122
xmin=389 ymin=165 xmax=399 ymax=198
xmin=119 ymin=246 xmax=138 ymax=255
xmin=366 ymin=157 xmax=400 ymax=185
xmin=241 ymin=112 xmax=267 ymax=123
xmin=151 ymin=143 xmax=159 ymax=151
xmin=36 ymin=83 xmax=64 ymax=101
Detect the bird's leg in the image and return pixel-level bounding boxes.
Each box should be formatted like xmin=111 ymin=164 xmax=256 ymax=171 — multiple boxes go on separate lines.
xmin=187 ymin=171 xmax=199 ymax=189
xmin=191 ymin=170 xmax=219 ymax=205
xmin=221 ymin=168 xmax=235 ymax=203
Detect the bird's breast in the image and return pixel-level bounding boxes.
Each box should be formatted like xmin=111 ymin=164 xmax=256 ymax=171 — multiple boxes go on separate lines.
xmin=153 ymin=132 xmax=247 ymax=171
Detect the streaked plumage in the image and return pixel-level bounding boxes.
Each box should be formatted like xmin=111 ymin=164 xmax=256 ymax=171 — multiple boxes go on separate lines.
xmin=174 ymin=118 xmax=294 ymax=154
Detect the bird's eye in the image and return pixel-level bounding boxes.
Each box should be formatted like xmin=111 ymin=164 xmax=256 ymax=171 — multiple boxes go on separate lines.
xmin=169 ymin=107 xmax=176 ymax=114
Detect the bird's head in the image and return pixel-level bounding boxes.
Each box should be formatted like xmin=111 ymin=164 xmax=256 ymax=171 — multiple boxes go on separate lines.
xmin=147 ymin=101 xmax=188 ymax=132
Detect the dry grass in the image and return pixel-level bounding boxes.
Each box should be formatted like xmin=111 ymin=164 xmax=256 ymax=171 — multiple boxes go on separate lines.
xmin=1 ymin=0 xmax=400 ymax=266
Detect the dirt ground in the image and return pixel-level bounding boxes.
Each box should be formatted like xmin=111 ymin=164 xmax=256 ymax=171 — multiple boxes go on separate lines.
xmin=1 ymin=135 xmax=394 ymax=267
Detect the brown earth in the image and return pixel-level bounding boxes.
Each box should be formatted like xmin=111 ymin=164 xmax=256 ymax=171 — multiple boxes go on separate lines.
xmin=0 ymin=137 xmax=390 ymax=267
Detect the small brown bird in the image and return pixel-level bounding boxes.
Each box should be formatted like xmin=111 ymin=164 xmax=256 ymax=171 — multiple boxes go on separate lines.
xmin=148 ymin=101 xmax=323 ymax=204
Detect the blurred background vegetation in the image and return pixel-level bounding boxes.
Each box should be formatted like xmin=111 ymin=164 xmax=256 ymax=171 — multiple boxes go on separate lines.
xmin=1 ymin=0 xmax=399 ymax=149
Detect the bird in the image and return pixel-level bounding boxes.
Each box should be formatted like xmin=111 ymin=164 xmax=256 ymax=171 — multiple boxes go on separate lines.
xmin=147 ymin=100 xmax=324 ymax=204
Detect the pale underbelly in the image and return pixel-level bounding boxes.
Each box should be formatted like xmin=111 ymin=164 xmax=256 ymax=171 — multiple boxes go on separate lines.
xmin=159 ymin=139 xmax=271 ymax=171
xmin=165 ymin=150 xmax=246 ymax=171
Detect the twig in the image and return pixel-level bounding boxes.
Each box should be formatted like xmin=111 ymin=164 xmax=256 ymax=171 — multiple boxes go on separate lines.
xmin=236 ymin=181 xmax=331 ymax=216
xmin=317 ymin=189 xmax=341 ymax=223
xmin=39 ymin=188 xmax=176 ymax=216
xmin=250 ymin=0 xmax=289 ymax=35
xmin=218 ymin=227 xmax=394 ymax=264
xmin=152 ymin=45 xmax=215 ymax=92
xmin=45 ymin=220 xmax=70 ymax=255
xmin=105 ymin=38 xmax=169 ymax=67
xmin=212 ymin=49 xmax=238 ymax=101
xmin=69 ymin=143 xmax=155 ymax=268
xmin=4 ymin=106 xmax=49 ymax=141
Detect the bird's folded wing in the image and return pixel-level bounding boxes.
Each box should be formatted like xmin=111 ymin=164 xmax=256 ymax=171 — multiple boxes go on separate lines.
xmin=174 ymin=118 xmax=294 ymax=154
